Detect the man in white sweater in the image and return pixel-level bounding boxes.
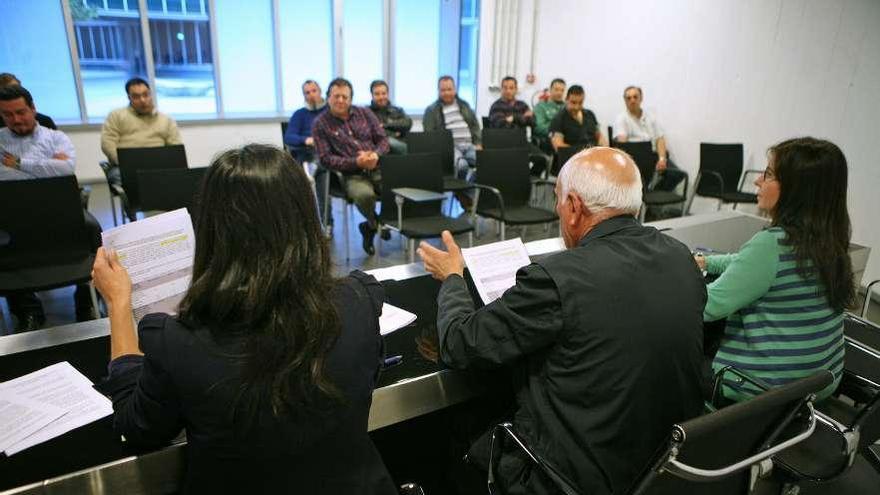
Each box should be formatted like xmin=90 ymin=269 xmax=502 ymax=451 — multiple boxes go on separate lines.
xmin=100 ymin=77 xmax=182 ymax=168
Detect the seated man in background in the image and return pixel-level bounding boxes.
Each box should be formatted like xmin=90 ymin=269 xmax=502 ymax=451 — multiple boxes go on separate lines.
xmin=368 ymin=80 xmax=412 ymax=155
xmin=532 ymin=77 xmax=565 ymax=153
xmin=0 ymin=73 xmax=57 ymax=130
xmin=313 ymin=78 xmax=390 ymax=256
xmin=284 ymin=79 xmax=331 ymax=226
xmin=614 ymin=86 xmax=683 ymax=193
xmin=422 ymin=75 xmax=482 ymax=208
xmin=101 ymin=77 xmax=182 ymax=180
xmin=418 ymin=147 xmax=706 ymax=494
xmin=550 ymin=85 xmax=605 ymax=151
xmin=488 ymin=76 xmax=549 ymax=176
xmin=0 ymin=85 xmax=100 ymax=330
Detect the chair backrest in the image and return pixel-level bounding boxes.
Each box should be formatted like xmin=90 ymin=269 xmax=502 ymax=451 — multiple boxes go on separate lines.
xmin=118 ymin=145 xmax=188 ymax=212
xmin=481 ymin=116 xmax=491 ymax=129
xmin=698 ymin=143 xmax=744 ymax=195
xmin=615 ymin=141 xmax=655 ymax=191
xmin=608 ymin=125 xmax=615 ymax=146
xmin=378 ymin=153 xmax=445 ymax=223
xmin=0 ymin=176 xmax=90 ymax=269
xmin=137 ymin=167 xmax=207 ymax=214
xmin=482 ymin=128 xmax=528 ymax=149
xmin=552 ymin=144 xmax=589 ymax=176
xmin=628 ymin=371 xmax=832 ymax=495
xmin=475 ymin=148 xmax=532 ymax=210
xmin=406 ymin=131 xmax=456 ymax=177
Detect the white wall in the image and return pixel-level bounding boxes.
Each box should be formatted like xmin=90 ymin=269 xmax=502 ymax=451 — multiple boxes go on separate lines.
xmin=477 ymin=0 xmax=880 ymax=284
xmin=66 ymin=121 xmax=286 ymax=182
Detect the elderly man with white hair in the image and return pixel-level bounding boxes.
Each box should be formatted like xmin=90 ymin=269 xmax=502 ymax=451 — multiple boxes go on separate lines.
xmin=418 ymin=147 xmax=707 ymax=495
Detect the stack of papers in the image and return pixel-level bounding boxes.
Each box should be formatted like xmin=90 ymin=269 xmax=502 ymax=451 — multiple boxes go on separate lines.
xmin=101 ymin=208 xmax=196 ymax=322
xmin=461 ymin=238 xmax=531 ymax=304
xmin=379 ymin=303 xmax=417 ymax=336
xmin=0 ymin=362 xmax=113 ymax=456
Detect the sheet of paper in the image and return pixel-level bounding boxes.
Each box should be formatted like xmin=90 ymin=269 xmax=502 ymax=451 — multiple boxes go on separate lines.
xmin=0 ymin=394 xmax=66 ymax=455
xmin=101 ymin=208 xmax=195 ymax=321
xmin=461 ymin=238 xmax=531 ymax=304
xmin=379 ymin=303 xmax=417 ymax=336
xmin=0 ymin=362 xmax=113 ymax=455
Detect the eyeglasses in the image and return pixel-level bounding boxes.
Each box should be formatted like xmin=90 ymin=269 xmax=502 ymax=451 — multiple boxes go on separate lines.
xmin=762 ymin=168 xmax=777 ymax=181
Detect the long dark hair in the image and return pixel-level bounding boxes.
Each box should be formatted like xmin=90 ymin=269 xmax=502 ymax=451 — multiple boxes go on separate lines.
xmin=769 ymin=137 xmax=855 ymax=312
xmin=178 ymin=144 xmax=340 ymax=418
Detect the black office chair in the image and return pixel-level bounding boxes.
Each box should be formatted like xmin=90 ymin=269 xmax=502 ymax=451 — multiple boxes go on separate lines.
xmin=377 ymin=153 xmax=475 ymax=262
xmin=0 ymin=176 xmax=100 ymax=323
xmin=473 ymin=148 xmax=557 ymax=240
xmin=615 ymin=141 xmax=688 ymax=221
xmin=481 ymin=128 xmax=528 ymax=149
xmin=117 ymin=145 xmax=188 ymax=221
xmin=137 ymin=167 xmax=207 ymax=217
xmin=481 ymin=116 xmax=491 ymax=129
xmin=550 ymin=143 xmax=589 ymax=177
xmin=406 ymin=131 xmax=473 ymax=213
xmin=685 ymin=143 xmax=762 ymax=214
xmin=486 ymin=371 xmax=831 ymax=495
xmin=766 ymin=314 xmax=880 ymax=486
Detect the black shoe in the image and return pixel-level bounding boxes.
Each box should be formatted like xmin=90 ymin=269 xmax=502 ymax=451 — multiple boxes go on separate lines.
xmin=16 ymin=313 xmax=46 ymax=332
xmin=358 ymin=221 xmax=376 ymax=256
xmin=380 ymin=227 xmax=391 ymax=241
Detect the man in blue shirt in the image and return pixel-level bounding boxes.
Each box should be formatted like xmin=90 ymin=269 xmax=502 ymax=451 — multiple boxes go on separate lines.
xmin=0 ymin=85 xmax=99 ymax=331
xmin=284 ymin=80 xmax=331 ymax=227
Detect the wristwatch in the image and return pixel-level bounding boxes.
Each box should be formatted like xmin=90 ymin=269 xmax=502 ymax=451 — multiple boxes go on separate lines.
xmin=694 ymin=252 xmax=708 ymax=278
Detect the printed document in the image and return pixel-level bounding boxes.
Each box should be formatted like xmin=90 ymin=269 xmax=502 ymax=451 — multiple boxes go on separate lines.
xmin=0 ymin=362 xmax=113 ymax=455
xmin=101 ymin=208 xmax=195 ymax=321
xmin=461 ymin=238 xmax=531 ymax=304
xmin=379 ymin=303 xmax=417 ymax=336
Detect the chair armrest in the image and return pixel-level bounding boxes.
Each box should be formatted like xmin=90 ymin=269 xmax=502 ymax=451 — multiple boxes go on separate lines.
xmin=488 ymin=423 xmax=581 ymax=495
xmin=392 ymin=187 xmax=447 ymax=203
xmin=471 ymin=183 xmax=506 ymax=219
xmin=862 ymin=280 xmax=880 ymax=319
xmin=695 ymin=170 xmax=725 ymax=195
xmin=711 ymin=366 xmax=774 ymax=406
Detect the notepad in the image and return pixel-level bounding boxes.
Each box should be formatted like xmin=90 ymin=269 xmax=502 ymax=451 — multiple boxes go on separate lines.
xmin=461 ymin=238 xmax=531 ymax=304
xmin=101 ymin=208 xmax=195 ymax=322
xmin=0 ymin=362 xmax=113 ymax=456
xmin=379 ymin=303 xmax=417 ymax=336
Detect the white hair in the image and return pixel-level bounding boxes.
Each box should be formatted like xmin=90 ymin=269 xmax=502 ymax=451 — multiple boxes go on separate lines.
xmin=557 ymin=150 xmax=643 ymax=215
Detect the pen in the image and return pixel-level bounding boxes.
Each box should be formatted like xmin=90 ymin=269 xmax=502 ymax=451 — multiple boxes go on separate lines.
xmin=382 ymin=355 xmax=403 ymax=369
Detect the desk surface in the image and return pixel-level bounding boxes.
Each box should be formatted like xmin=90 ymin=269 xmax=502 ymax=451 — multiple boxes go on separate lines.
xmin=0 ymin=210 xmax=871 ymax=495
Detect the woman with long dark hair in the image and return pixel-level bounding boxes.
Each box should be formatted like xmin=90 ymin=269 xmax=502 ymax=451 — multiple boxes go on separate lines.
xmin=92 ymin=144 xmax=396 ymax=494
xmin=696 ymin=137 xmax=856 ymax=401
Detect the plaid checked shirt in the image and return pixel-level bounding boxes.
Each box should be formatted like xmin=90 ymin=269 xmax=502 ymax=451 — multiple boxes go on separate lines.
xmin=312 ymin=106 xmax=390 ymax=173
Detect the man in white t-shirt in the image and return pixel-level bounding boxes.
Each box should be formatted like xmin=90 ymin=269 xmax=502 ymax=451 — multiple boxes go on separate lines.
xmin=613 ymin=86 xmax=684 ymax=194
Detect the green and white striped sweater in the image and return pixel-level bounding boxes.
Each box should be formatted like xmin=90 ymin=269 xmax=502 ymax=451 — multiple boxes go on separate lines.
xmin=704 ymin=227 xmax=843 ymax=401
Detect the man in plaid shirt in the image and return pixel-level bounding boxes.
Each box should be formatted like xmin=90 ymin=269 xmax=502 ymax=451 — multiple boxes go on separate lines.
xmin=313 ymin=78 xmax=390 ymax=256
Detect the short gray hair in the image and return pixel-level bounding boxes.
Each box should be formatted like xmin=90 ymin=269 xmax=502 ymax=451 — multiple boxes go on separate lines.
xmin=557 ymin=149 xmax=643 ymax=215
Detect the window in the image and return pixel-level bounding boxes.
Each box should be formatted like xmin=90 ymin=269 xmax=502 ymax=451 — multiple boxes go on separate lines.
xmin=68 ymin=0 xmax=149 ymax=121
xmin=457 ymin=0 xmax=480 ymax=107
xmin=215 ymin=0 xmax=276 ymax=115
xmin=0 ymin=1 xmax=81 ymax=123
xmin=343 ymin=0 xmax=383 ymax=105
xmin=279 ymin=0 xmax=333 ymax=112
xmin=393 ymin=0 xmax=440 ymax=111
xmin=147 ymin=0 xmax=217 ymax=116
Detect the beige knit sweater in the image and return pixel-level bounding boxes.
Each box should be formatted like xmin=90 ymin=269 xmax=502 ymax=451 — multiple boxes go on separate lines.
xmin=100 ymin=106 xmax=182 ymax=164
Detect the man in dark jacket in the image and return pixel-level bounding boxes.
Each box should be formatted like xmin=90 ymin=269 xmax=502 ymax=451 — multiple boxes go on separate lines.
xmin=418 ymin=147 xmax=706 ymax=494
xmin=368 ymin=80 xmax=412 ymax=155
xmin=423 ymin=75 xmax=481 ymax=174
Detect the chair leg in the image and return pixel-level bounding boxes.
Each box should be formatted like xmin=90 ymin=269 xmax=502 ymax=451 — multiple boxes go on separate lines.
xmin=500 ymin=222 xmax=506 ymax=241
xmin=522 ymin=225 xmax=528 ymax=239
xmin=89 ymin=282 xmax=100 ymax=319
xmin=716 ymin=199 xmax=723 ymax=211
xmin=732 ymin=202 xmax=739 ymax=210
xmin=344 ymin=203 xmax=350 ymax=263
xmin=468 ymin=231 xmax=474 ymax=247
xmin=408 ymin=239 xmax=415 ymax=263
xmin=679 ymin=200 xmax=687 ymax=218
xmin=638 ymin=203 xmax=647 ymax=222
xmin=110 ymin=196 xmax=118 ymax=227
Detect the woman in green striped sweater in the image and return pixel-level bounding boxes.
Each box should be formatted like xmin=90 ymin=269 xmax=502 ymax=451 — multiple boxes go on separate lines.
xmin=695 ymin=137 xmax=856 ymax=401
